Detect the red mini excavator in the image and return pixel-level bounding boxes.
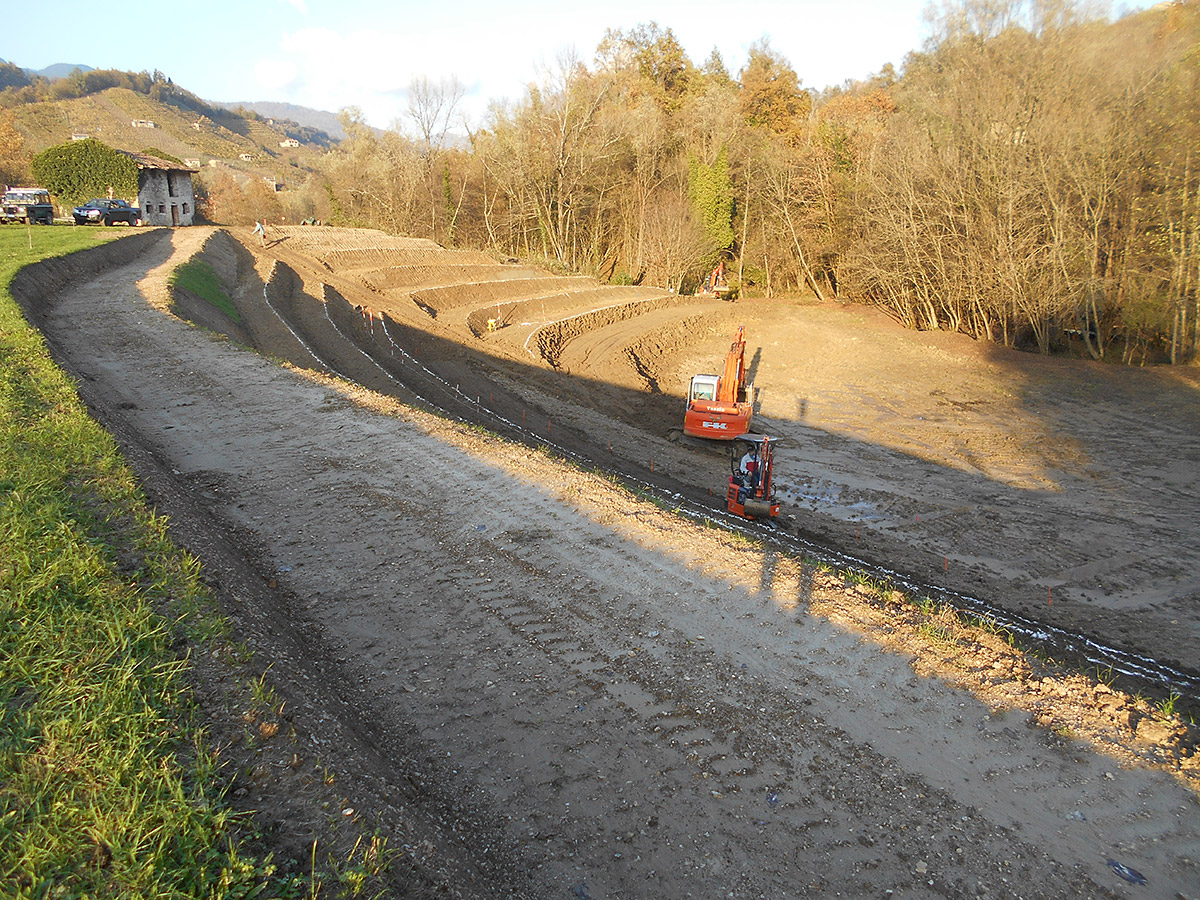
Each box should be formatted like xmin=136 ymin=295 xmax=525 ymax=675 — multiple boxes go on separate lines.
xmin=726 ymin=434 xmax=780 ymax=520
xmin=683 ymin=325 xmax=752 ymax=440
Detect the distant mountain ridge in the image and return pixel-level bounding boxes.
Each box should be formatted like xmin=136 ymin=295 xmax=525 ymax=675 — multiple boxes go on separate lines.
xmin=27 ymin=63 xmax=94 ymax=80
xmin=0 ymin=71 xmax=343 ymax=195
xmin=215 ymin=100 xmax=354 ymax=142
xmin=2 ymin=61 xmax=354 ymax=142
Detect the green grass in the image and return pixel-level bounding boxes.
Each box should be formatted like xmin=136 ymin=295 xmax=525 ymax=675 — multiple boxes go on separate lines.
xmin=1157 ymin=691 xmax=1181 ymax=720
xmin=169 ymin=258 xmax=242 ymax=323
xmin=0 ymin=228 xmax=278 ymax=898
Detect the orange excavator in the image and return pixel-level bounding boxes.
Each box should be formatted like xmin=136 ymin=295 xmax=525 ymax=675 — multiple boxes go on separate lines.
xmin=683 ymin=325 xmax=752 ymax=440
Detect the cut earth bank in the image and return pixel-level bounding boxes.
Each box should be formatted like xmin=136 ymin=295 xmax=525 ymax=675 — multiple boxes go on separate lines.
xmin=17 ymin=225 xmax=1200 ymax=898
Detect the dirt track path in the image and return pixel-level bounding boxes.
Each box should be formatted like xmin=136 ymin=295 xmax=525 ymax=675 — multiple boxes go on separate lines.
xmin=24 ymin=229 xmax=1200 ymax=899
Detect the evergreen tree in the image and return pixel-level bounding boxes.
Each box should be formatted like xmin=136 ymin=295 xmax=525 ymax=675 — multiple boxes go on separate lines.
xmin=688 ymin=146 xmax=735 ymax=252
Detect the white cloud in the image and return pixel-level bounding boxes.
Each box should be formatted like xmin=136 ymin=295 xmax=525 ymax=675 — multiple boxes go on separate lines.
xmin=253 ymin=25 xmax=539 ymax=130
xmin=253 ymin=59 xmax=301 ymax=93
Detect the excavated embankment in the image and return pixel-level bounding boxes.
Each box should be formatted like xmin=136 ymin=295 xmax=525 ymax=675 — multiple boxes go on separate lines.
xmin=20 ymin=226 xmax=1200 ymax=899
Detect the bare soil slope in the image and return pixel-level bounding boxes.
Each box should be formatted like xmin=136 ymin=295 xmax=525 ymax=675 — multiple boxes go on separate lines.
xmin=19 ymin=226 xmax=1200 ymax=899
xmin=203 ymin=225 xmax=1200 ymax=675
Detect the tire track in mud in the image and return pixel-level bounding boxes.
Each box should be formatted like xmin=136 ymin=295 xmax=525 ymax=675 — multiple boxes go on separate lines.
xmin=292 ymin=494 xmax=1070 ymax=900
xmin=273 ymin=470 xmax=867 ymax=899
xmin=310 ymin=488 xmax=1103 ymax=900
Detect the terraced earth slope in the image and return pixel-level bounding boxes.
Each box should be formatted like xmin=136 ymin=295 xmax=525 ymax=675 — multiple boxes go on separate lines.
xmin=19 ymin=225 xmax=1200 ymax=899
xmin=176 ymin=226 xmax=1200 ymax=677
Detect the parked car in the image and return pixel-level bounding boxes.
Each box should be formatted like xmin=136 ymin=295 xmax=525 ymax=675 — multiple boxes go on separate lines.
xmin=2 ymin=187 xmax=55 ymax=225
xmin=72 ymin=198 xmax=141 ymax=226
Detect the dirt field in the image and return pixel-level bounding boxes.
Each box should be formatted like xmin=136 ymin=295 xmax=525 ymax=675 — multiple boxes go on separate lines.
xmin=17 ymin=226 xmax=1200 ymax=898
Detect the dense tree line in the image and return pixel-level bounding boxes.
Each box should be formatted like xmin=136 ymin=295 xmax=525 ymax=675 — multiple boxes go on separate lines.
xmin=313 ymin=0 xmax=1199 ymax=364
xmin=844 ymin=0 xmax=1200 ymax=364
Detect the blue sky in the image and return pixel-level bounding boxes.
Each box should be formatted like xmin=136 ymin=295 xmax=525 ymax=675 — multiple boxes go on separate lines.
xmin=6 ymin=0 xmax=1157 ymax=131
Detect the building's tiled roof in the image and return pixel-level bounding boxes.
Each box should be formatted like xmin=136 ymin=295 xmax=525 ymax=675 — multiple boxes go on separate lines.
xmin=119 ymin=150 xmax=199 ymax=173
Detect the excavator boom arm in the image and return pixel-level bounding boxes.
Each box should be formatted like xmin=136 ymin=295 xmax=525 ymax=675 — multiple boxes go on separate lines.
xmin=717 ymin=326 xmax=746 ymax=403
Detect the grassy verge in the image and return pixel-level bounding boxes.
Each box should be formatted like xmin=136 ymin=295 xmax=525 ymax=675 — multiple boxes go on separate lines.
xmin=169 ymin=258 xmax=242 ymax=323
xmin=0 ymin=229 xmax=280 ymax=897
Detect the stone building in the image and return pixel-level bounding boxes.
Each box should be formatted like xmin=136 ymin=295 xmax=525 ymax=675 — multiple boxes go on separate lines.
xmin=123 ymin=152 xmax=199 ymax=227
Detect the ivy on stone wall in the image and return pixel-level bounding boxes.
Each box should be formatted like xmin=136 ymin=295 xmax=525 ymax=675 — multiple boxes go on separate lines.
xmin=31 ymin=138 xmax=139 ymax=205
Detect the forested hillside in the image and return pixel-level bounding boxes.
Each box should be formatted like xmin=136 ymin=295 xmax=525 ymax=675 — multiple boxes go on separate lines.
xmin=3 ymin=0 xmax=1196 ymax=363
xmin=0 ymin=64 xmax=332 ymax=226
xmin=316 ymin=0 xmax=1199 ymax=364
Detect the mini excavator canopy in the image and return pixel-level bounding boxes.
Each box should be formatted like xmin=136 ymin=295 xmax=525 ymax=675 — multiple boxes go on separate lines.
xmin=726 ymin=433 xmax=780 ymax=520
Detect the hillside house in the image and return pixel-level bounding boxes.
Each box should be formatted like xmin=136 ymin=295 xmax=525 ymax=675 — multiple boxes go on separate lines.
xmin=184 ymin=158 xmax=201 ymax=168
xmin=279 ymin=138 xmax=300 ymax=149
xmin=131 ymin=119 xmax=156 ymax=129
xmin=122 ymin=151 xmax=198 ymax=227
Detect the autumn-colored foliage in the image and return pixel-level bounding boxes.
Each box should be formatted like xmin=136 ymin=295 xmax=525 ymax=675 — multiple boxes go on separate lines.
xmin=312 ymin=0 xmax=1199 ymax=363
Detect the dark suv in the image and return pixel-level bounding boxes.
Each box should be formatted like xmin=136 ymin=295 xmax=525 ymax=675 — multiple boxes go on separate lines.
xmin=2 ymin=188 xmax=55 ymax=225
xmin=73 ymin=198 xmax=141 ymax=226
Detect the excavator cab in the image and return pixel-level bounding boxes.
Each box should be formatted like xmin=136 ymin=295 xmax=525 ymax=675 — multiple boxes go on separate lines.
xmin=726 ymin=434 xmax=780 ymax=520
xmin=688 ymin=375 xmax=719 ymax=402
